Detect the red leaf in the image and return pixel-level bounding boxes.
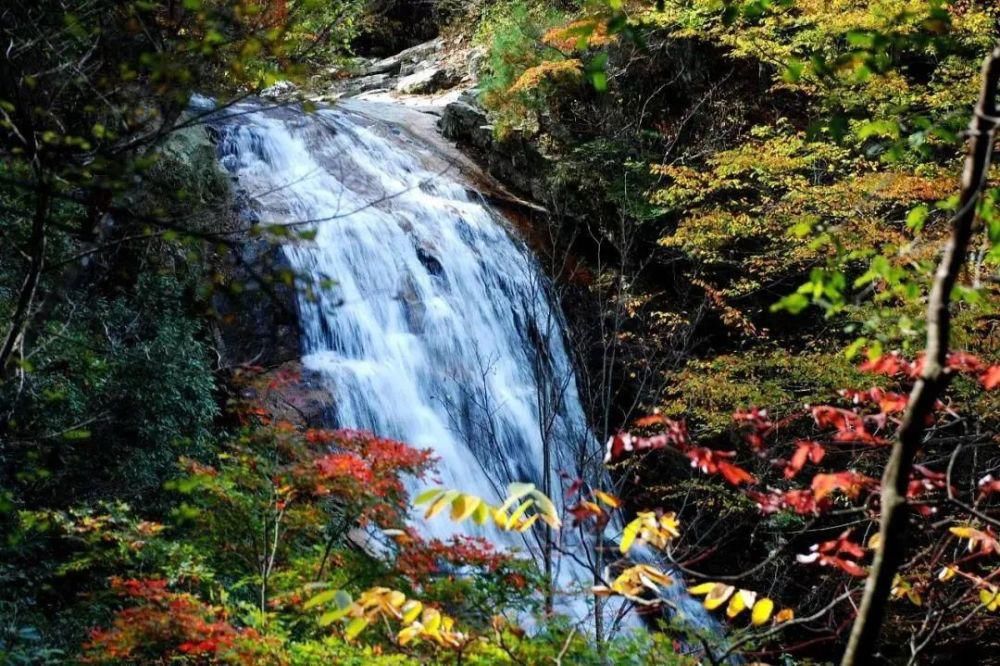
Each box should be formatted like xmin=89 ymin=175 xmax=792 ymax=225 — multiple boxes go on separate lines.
xmin=981 ymin=366 xmax=1000 ymax=391
xmin=811 ymin=471 xmax=878 ymax=500
xmin=859 ymin=352 xmax=908 ymax=377
xmin=812 ymin=406 xmax=885 ymax=444
xmin=718 ymin=460 xmax=756 ymax=486
xmin=947 ymin=351 xmax=984 ymax=373
xmin=784 ymin=440 xmax=825 ymax=479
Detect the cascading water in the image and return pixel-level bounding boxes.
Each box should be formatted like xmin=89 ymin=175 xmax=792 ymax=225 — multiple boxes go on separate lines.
xmin=210 ymin=98 xmax=719 ymax=642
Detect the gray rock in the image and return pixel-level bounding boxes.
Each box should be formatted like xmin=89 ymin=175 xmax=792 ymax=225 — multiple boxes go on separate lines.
xmin=396 ymin=67 xmax=457 ymax=95
xmin=395 ymin=38 xmax=444 ymax=65
xmin=333 ymin=72 xmax=392 ymax=97
xmin=362 ymin=54 xmax=403 ymax=76
xmin=439 ymin=93 xmax=550 ymax=202
xmin=440 ymin=94 xmax=491 ymax=150
xmin=467 ymin=46 xmax=487 ymax=82
xmin=260 ymin=80 xmax=297 ymax=99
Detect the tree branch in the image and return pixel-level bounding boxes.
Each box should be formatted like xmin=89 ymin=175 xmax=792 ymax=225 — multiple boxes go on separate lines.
xmin=840 ymin=44 xmax=1000 ymax=665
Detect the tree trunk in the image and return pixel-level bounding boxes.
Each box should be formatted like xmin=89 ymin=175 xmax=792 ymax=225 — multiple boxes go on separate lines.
xmin=840 ymin=44 xmax=1000 ymax=665
xmin=0 ymin=181 xmax=49 ymax=375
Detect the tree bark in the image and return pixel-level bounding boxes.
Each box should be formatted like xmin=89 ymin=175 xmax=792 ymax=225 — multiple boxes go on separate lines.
xmin=0 ymin=181 xmax=49 ymax=375
xmin=840 ymin=45 xmax=1000 ymax=665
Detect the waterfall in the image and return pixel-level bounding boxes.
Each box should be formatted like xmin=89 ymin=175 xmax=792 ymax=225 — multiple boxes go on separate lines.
xmin=211 ymin=98 xmax=720 ymax=641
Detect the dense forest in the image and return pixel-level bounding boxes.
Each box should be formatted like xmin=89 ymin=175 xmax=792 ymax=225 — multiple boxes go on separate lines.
xmin=2 ymin=0 xmax=999 ymax=663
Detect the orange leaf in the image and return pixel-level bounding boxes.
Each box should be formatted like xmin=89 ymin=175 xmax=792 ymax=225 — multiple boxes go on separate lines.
xmin=718 ymin=461 xmax=755 ymax=486
xmin=981 ymin=366 xmax=1000 ymax=391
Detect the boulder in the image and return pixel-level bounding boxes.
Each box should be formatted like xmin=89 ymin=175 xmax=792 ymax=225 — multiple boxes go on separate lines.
xmin=440 ymin=92 xmax=551 ymax=202
xmin=362 ymin=54 xmax=403 ymax=76
xmin=395 ymin=38 xmax=444 ymax=65
xmin=332 ymin=72 xmax=392 ymax=98
xmin=396 ymin=66 xmax=457 ymax=95
xmin=439 ymin=92 xmax=491 ymax=150
xmin=260 ymin=80 xmax=298 ymax=100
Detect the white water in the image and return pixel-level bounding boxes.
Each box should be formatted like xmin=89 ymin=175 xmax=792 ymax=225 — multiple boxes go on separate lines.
xmin=211 ymin=99 xmax=719 ymax=641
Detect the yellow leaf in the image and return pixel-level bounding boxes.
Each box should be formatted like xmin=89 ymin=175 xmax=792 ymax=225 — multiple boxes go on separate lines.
xmin=751 ymin=598 xmax=775 ymax=626
xmin=506 ymin=499 xmax=535 ymax=527
xmin=472 ymin=501 xmax=491 ymax=525
xmin=980 ymin=587 xmax=1000 ymax=611
xmin=659 ymin=512 xmax=681 ymax=538
xmin=938 ymin=566 xmax=957 ymax=582
xmin=532 ymin=491 xmax=562 ymax=528
xmin=726 ymin=591 xmax=747 ymax=618
xmin=397 ymin=624 xmax=421 ymax=645
xmin=689 ymin=582 xmax=716 ymax=596
xmin=704 ymin=584 xmax=735 ymax=611
xmin=423 ymin=608 xmax=442 ymax=633
xmin=425 ymin=490 xmax=459 ymax=519
xmin=950 ymin=526 xmax=975 ymax=539
xmin=402 ymin=600 xmax=423 ymax=624
xmin=515 ymin=513 xmax=540 ymax=532
xmin=450 ymin=494 xmax=481 ymax=522
xmin=388 ymin=590 xmax=406 ymax=610
xmin=620 ymin=517 xmax=641 ymax=554
xmin=594 ymin=490 xmax=621 ymax=508
xmin=345 ymin=616 xmax=369 ymax=640
xmin=504 ymin=482 xmax=535 ymax=506
xmin=414 ymin=488 xmax=443 ymax=506
xmin=492 ymin=507 xmax=510 ymax=529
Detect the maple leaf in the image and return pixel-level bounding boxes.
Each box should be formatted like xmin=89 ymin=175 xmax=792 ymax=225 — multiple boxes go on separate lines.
xmin=718 ymin=460 xmax=756 ymax=486
xmin=811 ymin=471 xmax=879 ymax=500
xmin=946 ymin=351 xmax=984 ymax=373
xmin=981 ymin=366 xmax=1000 ymax=391
xmin=811 ymin=406 xmax=885 ymax=444
xmin=784 ymin=440 xmax=825 ymax=479
xmin=859 ymin=352 xmax=909 ymax=377
xmin=797 ymin=530 xmax=867 ymax=577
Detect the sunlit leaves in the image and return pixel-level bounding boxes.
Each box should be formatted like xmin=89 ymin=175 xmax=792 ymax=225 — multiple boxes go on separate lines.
xmin=949 ymin=525 xmax=1000 ymax=555
xmin=304 ymin=586 xmax=466 ymax=648
xmin=688 ymin=583 xmax=790 ymax=625
xmin=619 ymin=511 xmax=680 ymax=554
xmin=592 ymin=564 xmax=673 ymax=604
xmin=980 ymin=587 xmax=1000 ymax=612
xmin=414 ymin=483 xmax=561 ymax=532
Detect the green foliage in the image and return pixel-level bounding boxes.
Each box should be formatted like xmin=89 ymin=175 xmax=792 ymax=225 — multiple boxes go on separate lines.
xmin=477 ymin=1 xmax=575 ymax=137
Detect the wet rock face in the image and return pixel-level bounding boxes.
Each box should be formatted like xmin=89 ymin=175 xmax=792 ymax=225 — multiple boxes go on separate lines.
xmin=240 ymin=360 xmax=332 ymax=429
xmin=440 ymin=92 xmax=551 ymax=202
xmin=211 ymin=235 xmax=302 ymax=370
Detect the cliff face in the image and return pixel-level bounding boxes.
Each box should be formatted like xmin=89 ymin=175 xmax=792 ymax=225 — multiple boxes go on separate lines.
xmin=152 ymin=120 xmax=334 ymax=429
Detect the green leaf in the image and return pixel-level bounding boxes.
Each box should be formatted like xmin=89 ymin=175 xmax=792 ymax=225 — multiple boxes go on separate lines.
xmin=413 ymin=488 xmax=443 ymax=506
xmin=906 ymin=205 xmax=929 ymax=232
xmin=318 ymin=606 xmax=352 ymax=626
xmin=304 ymin=589 xmax=338 ymax=610
xmin=345 ymin=616 xmax=369 ymax=640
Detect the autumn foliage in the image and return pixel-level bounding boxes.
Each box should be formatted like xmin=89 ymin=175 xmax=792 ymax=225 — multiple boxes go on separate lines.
xmin=84 ymin=578 xmax=271 ymax=664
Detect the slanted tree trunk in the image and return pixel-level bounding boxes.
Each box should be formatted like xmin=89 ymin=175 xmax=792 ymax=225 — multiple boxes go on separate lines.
xmin=841 ymin=44 xmax=1000 ymax=665
xmin=0 ymin=180 xmax=49 ymax=375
